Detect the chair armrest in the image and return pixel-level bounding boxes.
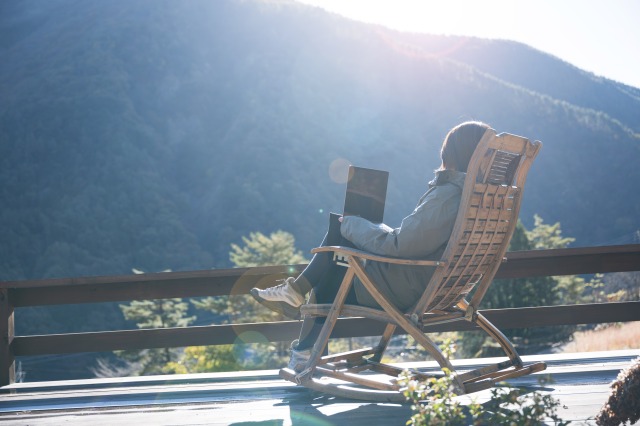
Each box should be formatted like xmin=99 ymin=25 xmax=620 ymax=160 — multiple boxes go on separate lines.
xmin=311 ymin=246 xmax=444 ymax=266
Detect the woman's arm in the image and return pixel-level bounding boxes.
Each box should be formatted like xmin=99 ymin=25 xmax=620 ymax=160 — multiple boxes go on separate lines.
xmin=340 ymin=185 xmax=461 ymax=258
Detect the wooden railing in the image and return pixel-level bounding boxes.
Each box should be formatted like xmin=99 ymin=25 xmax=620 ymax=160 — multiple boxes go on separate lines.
xmin=1 ymin=244 xmax=639 ymax=387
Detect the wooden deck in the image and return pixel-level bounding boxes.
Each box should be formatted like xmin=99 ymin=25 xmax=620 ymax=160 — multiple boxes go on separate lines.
xmin=0 ymin=350 xmax=637 ymax=425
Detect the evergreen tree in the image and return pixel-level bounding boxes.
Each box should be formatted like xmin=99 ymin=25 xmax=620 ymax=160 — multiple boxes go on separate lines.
xmin=169 ymin=231 xmax=308 ymax=374
xmin=165 ymin=345 xmax=242 ymax=374
xmin=194 ymin=230 xmax=307 ymax=322
xmin=121 ymin=299 xmax=194 ymax=329
xmin=527 ymin=215 xmax=586 ymax=304
xmin=117 ymin=270 xmax=196 ymax=376
xmin=229 ymin=230 xmax=307 ymax=267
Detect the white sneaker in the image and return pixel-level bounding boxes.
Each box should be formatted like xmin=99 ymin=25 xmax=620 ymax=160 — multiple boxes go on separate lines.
xmin=287 ymin=339 xmax=311 ymax=373
xmin=250 ymin=277 xmax=305 ymax=320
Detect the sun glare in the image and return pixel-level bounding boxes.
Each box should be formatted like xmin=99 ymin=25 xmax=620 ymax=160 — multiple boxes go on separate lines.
xmin=296 ymin=0 xmax=519 ymax=37
xmin=295 ymin=0 xmax=640 ymax=88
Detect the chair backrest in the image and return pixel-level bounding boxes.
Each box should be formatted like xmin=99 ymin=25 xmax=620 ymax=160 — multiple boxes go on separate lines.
xmin=412 ymin=129 xmax=542 ymax=315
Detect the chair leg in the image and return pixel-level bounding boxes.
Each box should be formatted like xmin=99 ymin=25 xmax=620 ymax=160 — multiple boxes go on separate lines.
xmin=474 ymin=312 xmax=522 ymax=366
xmin=455 ymin=305 xmax=546 ymax=392
xmin=348 ymin=257 xmax=465 ymax=391
xmin=457 ymin=299 xmax=521 ymax=365
xmin=369 ymin=323 xmax=396 ymax=363
xmin=294 ymin=267 xmax=357 ymax=382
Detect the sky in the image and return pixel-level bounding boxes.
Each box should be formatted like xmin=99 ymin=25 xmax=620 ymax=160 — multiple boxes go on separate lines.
xmin=296 ymin=0 xmax=640 ymax=89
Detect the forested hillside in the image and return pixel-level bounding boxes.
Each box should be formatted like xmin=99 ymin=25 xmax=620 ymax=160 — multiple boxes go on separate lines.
xmin=391 ymin=31 xmax=640 ymax=133
xmin=2 ymin=0 xmax=638 ymax=282
xmin=1 ymin=0 xmax=639 ymax=379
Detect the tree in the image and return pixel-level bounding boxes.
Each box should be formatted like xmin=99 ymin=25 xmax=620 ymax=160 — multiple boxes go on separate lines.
xmin=194 ymin=230 xmax=308 ymax=323
xmin=526 ymin=214 xmax=575 ymax=250
xmin=230 ymin=230 xmax=307 ymax=267
xmin=121 ymin=299 xmax=194 ymax=329
xmin=165 ymin=345 xmax=242 ymax=374
xmin=527 ymin=215 xmax=586 ymax=305
xmin=171 ymin=231 xmax=308 ymax=374
xmin=599 ymin=271 xmax=640 ymax=302
xmin=116 ymin=269 xmax=196 ymax=376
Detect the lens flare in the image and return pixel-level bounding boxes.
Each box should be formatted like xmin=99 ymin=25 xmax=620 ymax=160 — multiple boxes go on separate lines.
xmin=329 ymin=158 xmax=351 ymax=184
xmin=234 ymin=330 xmax=270 ymax=345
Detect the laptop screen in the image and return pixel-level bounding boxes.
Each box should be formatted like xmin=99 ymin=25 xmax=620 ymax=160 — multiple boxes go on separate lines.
xmin=343 ymin=166 xmax=389 ymax=223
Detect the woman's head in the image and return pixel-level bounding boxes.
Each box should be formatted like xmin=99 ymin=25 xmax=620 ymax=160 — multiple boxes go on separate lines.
xmin=438 ymin=121 xmax=490 ymax=172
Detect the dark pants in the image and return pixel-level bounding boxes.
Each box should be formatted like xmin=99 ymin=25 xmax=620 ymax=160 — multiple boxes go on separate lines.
xmin=293 ymin=216 xmax=359 ymax=350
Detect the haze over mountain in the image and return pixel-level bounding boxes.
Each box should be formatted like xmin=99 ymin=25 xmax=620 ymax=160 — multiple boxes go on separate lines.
xmin=1 ymin=0 xmax=639 ymax=282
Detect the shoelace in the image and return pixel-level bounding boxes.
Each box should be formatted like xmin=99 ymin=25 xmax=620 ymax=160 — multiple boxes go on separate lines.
xmin=263 ymin=280 xmax=288 ymax=296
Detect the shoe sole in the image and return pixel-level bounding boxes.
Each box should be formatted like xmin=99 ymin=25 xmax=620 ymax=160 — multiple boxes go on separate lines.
xmin=250 ymin=289 xmax=302 ymax=320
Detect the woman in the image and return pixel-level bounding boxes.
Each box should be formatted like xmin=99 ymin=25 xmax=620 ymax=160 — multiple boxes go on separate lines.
xmin=251 ymin=121 xmax=490 ymax=371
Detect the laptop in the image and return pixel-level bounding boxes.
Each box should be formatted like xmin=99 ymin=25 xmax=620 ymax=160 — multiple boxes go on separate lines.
xmin=343 ymin=166 xmax=389 ymax=223
xmin=329 ymin=166 xmax=389 ymax=265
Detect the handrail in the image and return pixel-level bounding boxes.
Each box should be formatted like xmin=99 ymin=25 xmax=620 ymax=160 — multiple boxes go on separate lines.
xmin=9 ymin=302 xmax=640 ymax=356
xmin=495 ymin=244 xmax=640 ymax=278
xmin=2 ymin=245 xmax=639 ymax=307
xmin=1 ymin=244 xmax=639 ymax=387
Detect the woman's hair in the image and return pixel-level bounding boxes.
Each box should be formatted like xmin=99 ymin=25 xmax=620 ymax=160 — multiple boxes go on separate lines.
xmin=438 ymin=121 xmax=490 ymax=172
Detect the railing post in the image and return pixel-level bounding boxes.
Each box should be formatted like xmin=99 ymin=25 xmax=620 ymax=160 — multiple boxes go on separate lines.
xmin=0 ymin=289 xmax=15 ymax=387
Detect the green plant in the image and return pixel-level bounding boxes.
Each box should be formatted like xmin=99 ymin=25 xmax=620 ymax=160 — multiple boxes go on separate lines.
xmin=480 ymin=377 xmax=569 ymax=426
xmin=401 ymin=368 xmax=477 ymax=426
xmin=400 ymin=339 xmax=569 ymax=425
xmin=400 ymin=338 xmax=478 ymax=425
xmin=401 ymin=372 xmax=570 ymax=426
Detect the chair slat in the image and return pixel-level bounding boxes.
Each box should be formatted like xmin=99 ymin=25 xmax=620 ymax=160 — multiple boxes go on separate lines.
xmin=433 ymin=184 xmax=499 ymax=308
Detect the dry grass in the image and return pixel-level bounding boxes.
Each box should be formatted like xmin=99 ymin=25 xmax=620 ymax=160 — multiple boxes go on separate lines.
xmin=562 ymin=322 xmax=640 ymax=353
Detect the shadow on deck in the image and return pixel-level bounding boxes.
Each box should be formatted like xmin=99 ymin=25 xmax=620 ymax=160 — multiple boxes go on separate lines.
xmin=1 ymin=350 xmax=637 ymax=425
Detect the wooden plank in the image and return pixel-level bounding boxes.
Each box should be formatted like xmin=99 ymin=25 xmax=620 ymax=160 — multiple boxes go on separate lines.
xmin=467 ymin=206 xmax=513 ymax=219
xmin=469 ymin=188 xmax=515 ymax=208
xmin=0 ymin=289 xmax=14 ymax=387
xmin=6 ymin=265 xmax=305 ymax=307
xmin=475 ymin=302 xmax=640 ymax=329
xmin=449 ymin=253 xmax=499 ymax=271
xmin=11 ymin=302 xmax=640 ymax=357
xmin=488 ymin=132 xmax=529 ymax=153
xmin=11 ymin=321 xmax=303 ymax=356
xmin=495 ymin=244 xmax=640 ymax=278
xmin=314 ymin=366 xmax=398 ymax=391
xmin=350 ymin=301 xmax=640 ymax=334
xmin=450 ymin=254 xmax=497 ymax=269
xmin=0 ymin=265 xmax=306 ymax=290
xmin=453 ymin=244 xmax=502 ymax=260
xmin=463 ymin=218 xmax=510 ymax=233
xmin=460 ymin=231 xmax=508 ymax=245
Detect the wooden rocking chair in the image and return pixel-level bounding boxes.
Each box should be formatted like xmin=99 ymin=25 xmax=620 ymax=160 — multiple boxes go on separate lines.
xmin=279 ymin=129 xmax=546 ymax=402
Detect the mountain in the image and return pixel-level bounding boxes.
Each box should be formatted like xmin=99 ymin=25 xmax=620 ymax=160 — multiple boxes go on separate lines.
xmin=0 ymin=0 xmax=640 ymax=279
xmin=1 ymin=0 xmax=639 ymax=380
xmin=1 ymin=0 xmax=638 ymax=282
xmin=391 ymin=31 xmax=640 ymax=133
